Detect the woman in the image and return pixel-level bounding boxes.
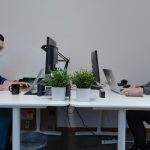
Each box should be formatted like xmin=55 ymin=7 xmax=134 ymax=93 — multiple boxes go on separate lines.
xmin=122 ymin=82 xmax=150 ymax=150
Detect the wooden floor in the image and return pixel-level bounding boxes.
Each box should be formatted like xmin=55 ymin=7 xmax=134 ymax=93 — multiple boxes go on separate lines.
xmin=46 ymin=132 xmax=133 ymax=150
xmin=5 ymin=131 xmax=136 ymax=150
xmin=6 ymin=131 xmax=150 ymax=150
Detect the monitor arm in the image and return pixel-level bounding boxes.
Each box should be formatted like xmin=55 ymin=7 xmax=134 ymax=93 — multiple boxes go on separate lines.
xmin=41 ymin=45 xmax=70 ymax=70
xmin=58 ymin=51 xmax=70 ymax=69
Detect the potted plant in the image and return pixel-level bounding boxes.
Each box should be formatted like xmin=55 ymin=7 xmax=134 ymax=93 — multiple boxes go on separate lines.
xmin=71 ymin=69 xmax=95 ymax=101
xmin=44 ymin=68 xmax=70 ymax=101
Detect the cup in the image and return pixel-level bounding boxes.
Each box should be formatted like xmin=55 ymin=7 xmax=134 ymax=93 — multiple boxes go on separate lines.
xmin=9 ymin=84 xmax=20 ymax=95
xmin=37 ymin=83 xmax=45 ymax=96
xmin=45 ymin=86 xmax=52 ymax=96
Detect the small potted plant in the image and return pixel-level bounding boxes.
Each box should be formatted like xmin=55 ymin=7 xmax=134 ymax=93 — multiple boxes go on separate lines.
xmin=71 ymin=69 xmax=95 ymax=101
xmin=44 ymin=68 xmax=70 ymax=101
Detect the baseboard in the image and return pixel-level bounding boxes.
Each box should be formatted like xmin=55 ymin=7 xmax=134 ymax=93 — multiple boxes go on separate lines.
xmin=56 ymin=127 xmax=150 ymax=133
xmin=56 ymin=127 xmax=96 ymax=132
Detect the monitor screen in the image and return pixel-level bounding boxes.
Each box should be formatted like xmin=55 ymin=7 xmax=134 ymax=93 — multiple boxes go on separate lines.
xmin=91 ymin=50 xmax=100 ymax=84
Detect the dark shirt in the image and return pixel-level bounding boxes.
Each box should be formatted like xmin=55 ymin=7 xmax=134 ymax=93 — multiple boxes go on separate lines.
xmin=143 ymin=81 xmax=150 ymax=95
xmin=0 ymin=75 xmax=6 ymax=84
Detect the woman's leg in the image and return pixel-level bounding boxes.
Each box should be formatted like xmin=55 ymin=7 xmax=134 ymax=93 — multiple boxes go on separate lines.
xmin=126 ymin=110 xmax=150 ymax=148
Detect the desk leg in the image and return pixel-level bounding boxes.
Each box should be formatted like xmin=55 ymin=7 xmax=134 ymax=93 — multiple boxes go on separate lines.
xmin=36 ymin=108 xmax=61 ymax=135
xmin=13 ymin=108 xmax=20 ymax=150
xmin=36 ymin=108 xmax=41 ymax=132
xmin=118 ymin=110 xmax=126 ymax=150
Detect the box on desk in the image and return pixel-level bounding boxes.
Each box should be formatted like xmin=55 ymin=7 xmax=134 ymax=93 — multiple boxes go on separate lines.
xmin=40 ymin=107 xmax=56 ymax=131
xmin=21 ymin=108 xmax=36 ymax=130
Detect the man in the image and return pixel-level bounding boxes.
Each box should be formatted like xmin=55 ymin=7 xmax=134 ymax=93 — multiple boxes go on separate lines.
xmin=122 ymin=82 xmax=150 ymax=150
xmin=0 ymin=34 xmax=30 ymax=150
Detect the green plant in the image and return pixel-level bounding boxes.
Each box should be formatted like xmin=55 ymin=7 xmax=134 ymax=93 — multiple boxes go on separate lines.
xmin=43 ymin=68 xmax=70 ymax=87
xmin=71 ymin=69 xmax=95 ymax=88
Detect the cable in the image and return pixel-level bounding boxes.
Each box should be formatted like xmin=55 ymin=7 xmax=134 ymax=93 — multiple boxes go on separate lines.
xmin=62 ymin=107 xmax=71 ymax=128
xmin=75 ymin=108 xmax=96 ymax=136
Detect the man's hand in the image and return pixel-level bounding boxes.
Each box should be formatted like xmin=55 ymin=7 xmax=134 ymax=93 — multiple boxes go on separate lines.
xmin=13 ymin=81 xmax=31 ymax=87
xmin=0 ymin=80 xmax=31 ymax=90
xmin=122 ymin=87 xmax=143 ymax=96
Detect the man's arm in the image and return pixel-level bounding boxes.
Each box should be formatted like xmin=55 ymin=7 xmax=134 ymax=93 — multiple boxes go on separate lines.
xmin=0 ymin=80 xmax=31 ymax=91
xmin=0 ymin=75 xmax=7 ymax=84
xmin=0 ymin=80 xmax=13 ymax=90
xmin=0 ymin=76 xmax=9 ymax=90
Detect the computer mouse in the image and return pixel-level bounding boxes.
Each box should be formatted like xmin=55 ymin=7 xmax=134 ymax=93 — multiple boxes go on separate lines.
xmin=123 ymin=84 xmax=130 ymax=88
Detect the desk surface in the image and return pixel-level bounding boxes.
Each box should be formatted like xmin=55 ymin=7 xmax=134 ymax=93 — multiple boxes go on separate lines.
xmin=0 ymin=91 xmax=69 ymax=108
xmin=70 ymin=88 xmax=150 ymax=110
xmin=1 ymin=88 xmax=150 ymax=109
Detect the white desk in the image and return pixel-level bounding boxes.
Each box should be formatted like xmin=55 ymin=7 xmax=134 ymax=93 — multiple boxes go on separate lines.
xmin=0 ymin=91 xmax=69 ymax=150
xmin=70 ymin=88 xmax=150 ymax=150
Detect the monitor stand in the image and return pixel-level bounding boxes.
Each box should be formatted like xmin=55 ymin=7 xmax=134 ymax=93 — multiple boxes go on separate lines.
xmin=24 ymin=91 xmax=37 ymax=95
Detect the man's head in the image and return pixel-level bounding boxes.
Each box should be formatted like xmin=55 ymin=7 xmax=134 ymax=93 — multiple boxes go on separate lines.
xmin=0 ymin=34 xmax=4 ymax=49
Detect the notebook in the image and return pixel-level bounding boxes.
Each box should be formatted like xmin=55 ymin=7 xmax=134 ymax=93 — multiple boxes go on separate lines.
xmin=24 ymin=68 xmax=44 ymax=95
xmin=103 ymin=69 xmax=122 ymax=94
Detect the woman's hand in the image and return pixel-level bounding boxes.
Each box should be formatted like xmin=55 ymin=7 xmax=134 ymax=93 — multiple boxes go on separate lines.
xmin=122 ymin=87 xmax=143 ymax=96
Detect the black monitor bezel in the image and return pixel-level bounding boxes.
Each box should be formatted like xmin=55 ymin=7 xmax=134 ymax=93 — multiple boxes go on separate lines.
xmin=91 ymin=50 xmax=100 ymax=84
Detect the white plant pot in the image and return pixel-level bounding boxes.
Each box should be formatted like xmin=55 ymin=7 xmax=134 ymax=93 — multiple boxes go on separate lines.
xmin=52 ymin=87 xmax=66 ymax=101
xmin=76 ymin=88 xmax=91 ymax=101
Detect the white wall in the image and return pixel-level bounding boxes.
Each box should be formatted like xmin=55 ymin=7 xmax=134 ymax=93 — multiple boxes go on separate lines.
xmin=0 ymin=0 xmax=150 ymax=128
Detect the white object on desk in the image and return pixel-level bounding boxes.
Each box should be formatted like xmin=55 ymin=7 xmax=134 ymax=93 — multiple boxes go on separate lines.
xmin=52 ymin=87 xmax=66 ymax=101
xmin=76 ymin=88 xmax=91 ymax=102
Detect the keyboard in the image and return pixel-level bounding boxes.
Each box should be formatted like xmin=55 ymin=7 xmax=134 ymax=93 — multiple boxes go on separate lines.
xmin=91 ymin=84 xmax=103 ymax=90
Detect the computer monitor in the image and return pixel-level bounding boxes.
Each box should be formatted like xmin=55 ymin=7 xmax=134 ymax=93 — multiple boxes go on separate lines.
xmin=91 ymin=50 xmax=101 ymax=87
xmin=41 ymin=37 xmax=58 ymax=74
